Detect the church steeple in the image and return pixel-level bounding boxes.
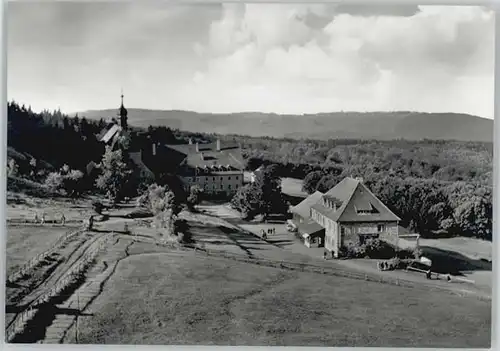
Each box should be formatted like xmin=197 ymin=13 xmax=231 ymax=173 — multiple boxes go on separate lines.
xmin=119 ymin=90 xmax=128 ymax=130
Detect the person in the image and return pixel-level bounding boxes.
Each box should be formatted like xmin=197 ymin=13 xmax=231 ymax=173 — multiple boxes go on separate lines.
xmin=60 ymin=213 xmax=66 ymax=226
xmin=262 ymin=232 xmax=267 ymax=240
xmin=447 ymin=274 xmax=451 ymax=282
xmin=273 ymin=227 xmax=276 ymax=235
xmin=40 ymin=213 xmax=46 ymax=225
xmin=87 ymin=215 xmax=94 ymax=231
xmin=426 ymin=269 xmax=432 ymax=280
xmin=34 ymin=213 xmax=39 ymax=224
xmin=323 ymin=251 xmax=327 ymax=260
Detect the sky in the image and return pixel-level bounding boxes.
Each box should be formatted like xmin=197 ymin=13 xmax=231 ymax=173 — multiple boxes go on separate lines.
xmin=7 ymin=2 xmax=495 ymax=118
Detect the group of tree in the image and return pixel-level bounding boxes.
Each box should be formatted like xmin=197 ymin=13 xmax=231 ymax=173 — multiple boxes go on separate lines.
xmin=231 ymin=164 xmax=288 ymax=220
xmin=8 ymin=101 xmax=106 ymax=172
xmin=136 ymin=183 xmax=191 ymax=243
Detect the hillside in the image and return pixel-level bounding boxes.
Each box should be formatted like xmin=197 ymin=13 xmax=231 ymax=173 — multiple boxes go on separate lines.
xmin=78 ymin=109 xmax=493 ymax=142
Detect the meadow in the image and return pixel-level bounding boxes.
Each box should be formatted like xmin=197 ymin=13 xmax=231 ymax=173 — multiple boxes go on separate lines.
xmin=68 ymin=253 xmax=491 ymax=347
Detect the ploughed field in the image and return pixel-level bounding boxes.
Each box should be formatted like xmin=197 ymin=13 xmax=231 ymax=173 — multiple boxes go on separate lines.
xmin=68 ymin=253 xmax=491 ymax=347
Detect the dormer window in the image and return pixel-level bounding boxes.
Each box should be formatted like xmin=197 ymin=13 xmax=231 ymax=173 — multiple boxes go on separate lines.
xmin=355 ymin=203 xmax=379 ymax=215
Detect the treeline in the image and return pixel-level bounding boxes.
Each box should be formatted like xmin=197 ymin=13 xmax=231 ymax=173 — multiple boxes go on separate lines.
xmin=232 ymin=136 xmax=492 ymax=185
xmin=8 ymin=101 xmax=107 ymax=171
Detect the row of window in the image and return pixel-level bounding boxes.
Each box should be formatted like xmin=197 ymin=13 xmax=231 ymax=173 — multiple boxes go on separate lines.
xmin=340 ymin=224 xmax=386 ymax=235
xmin=191 ymin=183 xmax=239 ymax=191
xmin=187 ymin=175 xmax=239 ymax=182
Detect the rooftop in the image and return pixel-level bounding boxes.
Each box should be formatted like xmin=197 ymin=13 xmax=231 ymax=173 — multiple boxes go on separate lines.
xmin=164 ymin=140 xmax=245 ymax=173
xmin=311 ymin=177 xmax=401 ymax=223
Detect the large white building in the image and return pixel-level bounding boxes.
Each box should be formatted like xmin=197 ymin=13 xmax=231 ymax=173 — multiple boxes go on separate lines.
xmin=163 ymin=139 xmax=245 ymax=196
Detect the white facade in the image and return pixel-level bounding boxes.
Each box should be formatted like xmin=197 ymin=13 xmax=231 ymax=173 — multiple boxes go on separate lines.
xmin=182 ymin=172 xmax=243 ymax=194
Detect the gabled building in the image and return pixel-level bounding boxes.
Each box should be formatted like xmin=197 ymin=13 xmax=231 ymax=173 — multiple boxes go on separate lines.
xmin=309 ymin=177 xmax=400 ymax=258
xmin=162 ymin=139 xmax=245 ymax=196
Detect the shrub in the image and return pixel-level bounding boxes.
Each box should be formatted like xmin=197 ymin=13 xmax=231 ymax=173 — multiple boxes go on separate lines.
xmin=7 ymin=159 xmax=19 ymax=177
xmin=92 ymin=200 xmax=104 ymax=215
xmin=363 ymin=239 xmax=395 ymax=259
xmin=187 ymin=185 xmax=203 ymax=210
xmin=62 ymin=169 xmax=84 ymax=196
xmin=44 ymin=172 xmax=64 ymax=192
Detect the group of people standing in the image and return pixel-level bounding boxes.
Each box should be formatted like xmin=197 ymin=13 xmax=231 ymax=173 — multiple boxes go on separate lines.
xmin=33 ymin=212 xmax=65 ymax=225
xmin=261 ymin=227 xmax=276 ymax=240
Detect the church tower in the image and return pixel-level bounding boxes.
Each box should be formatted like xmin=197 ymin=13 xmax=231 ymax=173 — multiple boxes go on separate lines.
xmin=119 ymin=92 xmax=128 ymax=130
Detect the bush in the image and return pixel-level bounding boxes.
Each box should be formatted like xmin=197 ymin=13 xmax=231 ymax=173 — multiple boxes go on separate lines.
xmin=363 ymin=239 xmax=395 ymax=259
xmin=8 ymin=159 xmax=19 ymax=177
xmin=187 ymin=185 xmax=203 ymax=210
xmin=44 ymin=172 xmax=64 ymax=192
xmin=92 ymin=200 xmax=104 ymax=215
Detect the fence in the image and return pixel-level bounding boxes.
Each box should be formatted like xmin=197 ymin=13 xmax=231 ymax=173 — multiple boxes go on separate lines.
xmin=7 ymin=227 xmax=85 ymax=284
xmin=185 ymin=244 xmax=490 ymax=301
xmin=5 ymin=236 xmax=110 ymax=343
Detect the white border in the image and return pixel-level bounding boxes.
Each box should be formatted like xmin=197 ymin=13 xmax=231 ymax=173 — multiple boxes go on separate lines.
xmin=0 ymin=1 xmax=498 ymax=351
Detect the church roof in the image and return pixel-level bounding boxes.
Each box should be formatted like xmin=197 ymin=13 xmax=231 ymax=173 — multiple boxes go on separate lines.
xmin=100 ymin=124 xmax=121 ymax=144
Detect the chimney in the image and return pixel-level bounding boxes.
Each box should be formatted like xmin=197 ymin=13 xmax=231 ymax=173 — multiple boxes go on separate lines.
xmin=216 ymin=139 xmax=221 ymax=151
xmin=196 ymin=142 xmax=199 ymax=152
xmin=152 ymin=143 xmax=156 ymax=156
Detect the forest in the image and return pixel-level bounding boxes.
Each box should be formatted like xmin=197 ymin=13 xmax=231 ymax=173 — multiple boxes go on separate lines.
xmin=7 ymin=101 xmax=493 ymax=240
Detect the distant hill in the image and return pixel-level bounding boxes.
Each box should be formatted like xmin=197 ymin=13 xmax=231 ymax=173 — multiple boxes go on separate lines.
xmin=78 ymin=109 xmax=493 ymax=142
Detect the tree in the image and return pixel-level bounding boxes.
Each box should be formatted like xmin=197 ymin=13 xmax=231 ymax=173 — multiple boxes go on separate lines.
xmin=62 ymin=169 xmax=84 ymax=197
xmin=7 ymin=159 xmax=19 ymax=177
xmin=29 ymin=157 xmax=37 ymax=177
xmin=302 ymin=170 xmax=323 ymax=194
xmin=231 ymin=165 xmax=287 ymax=219
xmin=187 ymin=185 xmax=203 ymax=210
xmin=95 ymin=146 xmax=132 ymax=204
xmin=45 ymin=172 xmax=63 ymax=192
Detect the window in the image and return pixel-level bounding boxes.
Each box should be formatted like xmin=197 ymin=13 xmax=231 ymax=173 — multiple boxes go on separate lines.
xmin=377 ymin=224 xmax=385 ymax=232
xmin=220 ymin=184 xmax=223 ymax=189
xmin=341 ymin=226 xmax=345 ymax=235
xmin=220 ymin=177 xmax=223 ymax=181
xmin=236 ymin=176 xmax=239 ymax=180
xmin=235 ymin=184 xmax=238 ymax=188
xmin=228 ymin=177 xmax=231 ymax=180
xmin=228 ymin=185 xmax=231 ymax=189
xmin=213 ymin=177 xmax=215 ymax=181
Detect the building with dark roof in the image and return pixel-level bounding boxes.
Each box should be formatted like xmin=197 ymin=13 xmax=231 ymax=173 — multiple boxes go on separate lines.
xmin=292 ymin=177 xmax=401 ymax=255
xmin=162 ymin=139 xmax=245 ymax=196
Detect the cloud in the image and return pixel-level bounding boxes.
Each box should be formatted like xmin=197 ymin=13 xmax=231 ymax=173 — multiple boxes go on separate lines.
xmin=184 ymin=4 xmax=494 ymax=118
xmin=7 ymin=3 xmax=494 ymax=118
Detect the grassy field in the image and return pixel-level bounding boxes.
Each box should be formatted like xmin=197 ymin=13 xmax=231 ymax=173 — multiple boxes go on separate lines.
xmin=69 ymin=253 xmax=490 ymax=347
xmin=6 ymin=225 xmax=69 ymax=277
xmin=281 ymin=177 xmax=307 ymax=198
xmin=420 ymin=237 xmax=492 ymax=261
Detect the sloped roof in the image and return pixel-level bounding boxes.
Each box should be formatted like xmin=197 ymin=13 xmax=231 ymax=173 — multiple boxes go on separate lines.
xmin=297 ymin=219 xmax=325 ymax=237
xmin=290 ymin=191 xmax=324 ymax=218
xmin=165 ymin=141 xmax=244 ymax=171
xmin=129 ymin=151 xmax=155 ymax=179
xmin=100 ymin=124 xmax=121 ymax=143
xmin=311 ymin=177 xmax=400 ymax=223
